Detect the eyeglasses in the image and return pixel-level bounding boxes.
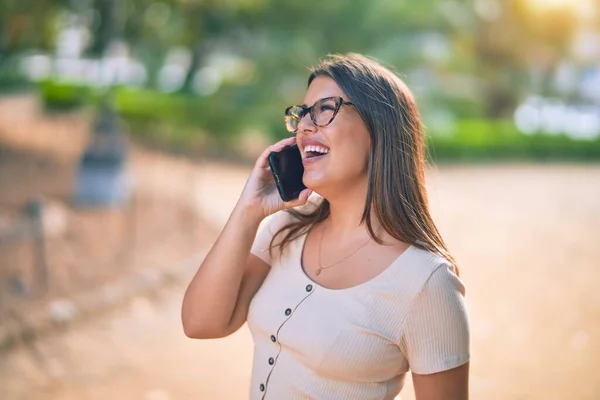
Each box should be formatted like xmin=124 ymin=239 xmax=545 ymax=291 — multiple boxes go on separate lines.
xmin=284 ymin=96 xmax=354 ymax=133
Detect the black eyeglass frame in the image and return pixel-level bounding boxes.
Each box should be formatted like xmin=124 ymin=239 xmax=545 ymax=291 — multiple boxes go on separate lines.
xmin=284 ymin=96 xmax=354 ymax=133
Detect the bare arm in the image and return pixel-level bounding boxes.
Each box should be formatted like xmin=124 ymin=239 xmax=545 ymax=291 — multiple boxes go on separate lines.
xmin=181 ymin=136 xmax=311 ymax=339
xmin=412 ymin=362 xmax=469 ymax=400
xmin=181 ymin=205 xmax=266 ymax=338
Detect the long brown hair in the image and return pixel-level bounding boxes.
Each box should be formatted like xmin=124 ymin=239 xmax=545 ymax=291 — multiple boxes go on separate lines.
xmin=270 ymin=53 xmax=459 ymax=275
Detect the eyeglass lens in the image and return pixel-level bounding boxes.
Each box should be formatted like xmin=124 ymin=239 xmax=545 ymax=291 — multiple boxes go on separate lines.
xmin=285 ymin=97 xmax=340 ymax=133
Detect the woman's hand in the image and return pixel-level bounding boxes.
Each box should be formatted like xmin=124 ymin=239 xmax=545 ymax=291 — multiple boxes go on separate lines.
xmin=237 ymin=136 xmax=312 ymax=221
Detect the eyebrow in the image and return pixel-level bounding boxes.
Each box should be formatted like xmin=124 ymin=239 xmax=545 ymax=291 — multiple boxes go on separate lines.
xmin=301 ymin=96 xmax=338 ymax=107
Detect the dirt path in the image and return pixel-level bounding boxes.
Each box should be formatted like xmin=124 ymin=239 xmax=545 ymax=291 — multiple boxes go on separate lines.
xmin=1 ymin=162 xmax=598 ymax=400
xmin=1 ymin=96 xmax=599 ymax=399
xmin=0 ymin=280 xmax=255 ymax=400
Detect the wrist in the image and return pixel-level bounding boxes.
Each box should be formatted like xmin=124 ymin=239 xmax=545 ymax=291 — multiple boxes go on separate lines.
xmin=232 ymin=201 xmax=265 ymax=227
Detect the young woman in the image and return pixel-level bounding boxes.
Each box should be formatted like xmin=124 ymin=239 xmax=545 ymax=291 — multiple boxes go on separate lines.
xmin=182 ymin=53 xmax=470 ymax=400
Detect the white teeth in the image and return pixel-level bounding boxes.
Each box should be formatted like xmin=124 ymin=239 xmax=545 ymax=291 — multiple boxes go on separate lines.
xmin=304 ymin=145 xmax=330 ymax=154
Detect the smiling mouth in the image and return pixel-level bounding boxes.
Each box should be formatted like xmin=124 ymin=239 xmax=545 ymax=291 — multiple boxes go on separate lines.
xmin=303 ymin=145 xmax=330 ymax=160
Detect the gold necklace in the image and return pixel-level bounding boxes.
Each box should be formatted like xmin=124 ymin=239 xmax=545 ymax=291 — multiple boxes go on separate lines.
xmin=316 ymin=224 xmax=372 ymax=276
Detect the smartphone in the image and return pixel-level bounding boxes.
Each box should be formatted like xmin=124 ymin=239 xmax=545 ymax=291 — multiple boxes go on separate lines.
xmin=268 ymin=144 xmax=307 ymax=202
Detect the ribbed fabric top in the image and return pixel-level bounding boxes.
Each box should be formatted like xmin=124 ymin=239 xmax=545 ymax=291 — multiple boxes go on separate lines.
xmin=247 ymin=211 xmax=470 ymax=400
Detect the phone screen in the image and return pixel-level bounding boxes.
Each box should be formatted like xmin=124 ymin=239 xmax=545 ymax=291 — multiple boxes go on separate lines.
xmin=268 ymin=144 xmax=306 ymax=202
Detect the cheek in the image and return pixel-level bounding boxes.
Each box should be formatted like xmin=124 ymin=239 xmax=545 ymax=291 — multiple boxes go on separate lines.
xmin=329 ymin=131 xmax=370 ymax=172
xmin=358 ymin=144 xmax=371 ymax=172
xmin=355 ymin=129 xmax=372 ymax=168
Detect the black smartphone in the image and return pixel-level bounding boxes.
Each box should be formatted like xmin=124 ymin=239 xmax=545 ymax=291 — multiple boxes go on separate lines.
xmin=268 ymin=144 xmax=307 ymax=202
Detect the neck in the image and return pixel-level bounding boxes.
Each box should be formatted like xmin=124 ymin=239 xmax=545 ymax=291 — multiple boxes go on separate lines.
xmin=321 ymin=177 xmax=379 ymax=240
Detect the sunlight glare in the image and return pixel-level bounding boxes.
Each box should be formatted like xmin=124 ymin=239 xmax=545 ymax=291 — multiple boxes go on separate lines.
xmin=525 ymin=0 xmax=584 ymax=12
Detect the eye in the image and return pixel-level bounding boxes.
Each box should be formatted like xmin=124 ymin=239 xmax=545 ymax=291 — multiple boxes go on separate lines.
xmin=317 ymin=100 xmax=337 ymax=112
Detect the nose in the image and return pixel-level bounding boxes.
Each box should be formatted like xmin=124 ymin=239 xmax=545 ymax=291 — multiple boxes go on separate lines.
xmin=297 ymin=112 xmax=317 ymax=136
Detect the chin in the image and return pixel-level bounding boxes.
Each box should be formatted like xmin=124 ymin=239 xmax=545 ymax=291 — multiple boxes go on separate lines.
xmin=304 ymin=177 xmax=337 ymax=202
xmin=302 ymin=173 xmax=326 ymax=191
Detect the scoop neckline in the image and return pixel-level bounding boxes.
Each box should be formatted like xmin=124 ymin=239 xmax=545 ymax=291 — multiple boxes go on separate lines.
xmin=296 ymin=228 xmax=415 ymax=293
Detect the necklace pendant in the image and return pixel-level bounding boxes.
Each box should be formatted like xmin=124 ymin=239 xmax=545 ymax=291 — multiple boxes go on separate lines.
xmin=316 ymin=268 xmax=322 ymax=276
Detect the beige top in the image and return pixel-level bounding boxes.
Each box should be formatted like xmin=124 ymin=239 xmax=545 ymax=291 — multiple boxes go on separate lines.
xmin=248 ymin=210 xmax=470 ymax=400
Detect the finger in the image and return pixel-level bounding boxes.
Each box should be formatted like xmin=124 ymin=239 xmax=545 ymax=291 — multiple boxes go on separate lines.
xmin=282 ymin=188 xmax=313 ymax=209
xmin=255 ymin=136 xmax=297 ymax=169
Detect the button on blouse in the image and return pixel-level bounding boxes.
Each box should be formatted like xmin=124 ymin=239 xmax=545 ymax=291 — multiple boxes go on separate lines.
xmin=247 ymin=210 xmax=470 ymax=400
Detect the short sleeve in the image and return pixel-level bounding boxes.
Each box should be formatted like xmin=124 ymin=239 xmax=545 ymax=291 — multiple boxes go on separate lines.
xmin=250 ymin=211 xmax=293 ymax=266
xmin=400 ymin=263 xmax=470 ymax=375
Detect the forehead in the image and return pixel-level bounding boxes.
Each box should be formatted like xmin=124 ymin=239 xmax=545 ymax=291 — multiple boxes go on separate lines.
xmin=303 ymin=76 xmax=347 ymax=106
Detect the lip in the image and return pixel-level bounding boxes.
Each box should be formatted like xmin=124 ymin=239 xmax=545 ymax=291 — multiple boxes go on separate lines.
xmin=302 ymin=153 xmax=327 ymax=166
xmin=299 ymin=137 xmax=330 ymax=161
xmin=301 ymin=138 xmax=329 ymax=148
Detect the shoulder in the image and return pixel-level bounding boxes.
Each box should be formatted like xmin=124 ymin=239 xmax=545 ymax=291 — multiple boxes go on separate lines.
xmin=258 ymin=210 xmax=301 ymax=241
xmin=406 ymin=245 xmax=465 ymax=298
xmin=398 ymin=247 xmax=470 ymax=374
xmin=258 ymin=210 xmax=296 ymax=235
xmin=402 ymin=245 xmax=468 ymax=330
xmin=260 ymin=195 xmax=323 ymax=235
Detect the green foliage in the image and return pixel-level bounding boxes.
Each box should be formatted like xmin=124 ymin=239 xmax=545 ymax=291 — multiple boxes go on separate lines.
xmin=38 ymin=79 xmax=600 ymax=161
xmin=114 ymin=86 xmax=246 ymax=141
xmin=0 ymin=57 xmax=32 ymax=93
xmin=426 ymin=119 xmax=600 ymax=162
xmin=24 ymin=0 xmax=599 ymax=162
xmin=40 ymin=80 xmax=92 ymax=110
xmin=0 ymin=70 xmax=31 ymax=93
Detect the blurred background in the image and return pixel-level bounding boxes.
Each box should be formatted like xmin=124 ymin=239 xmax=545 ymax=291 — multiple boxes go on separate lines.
xmin=0 ymin=0 xmax=599 ymax=399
